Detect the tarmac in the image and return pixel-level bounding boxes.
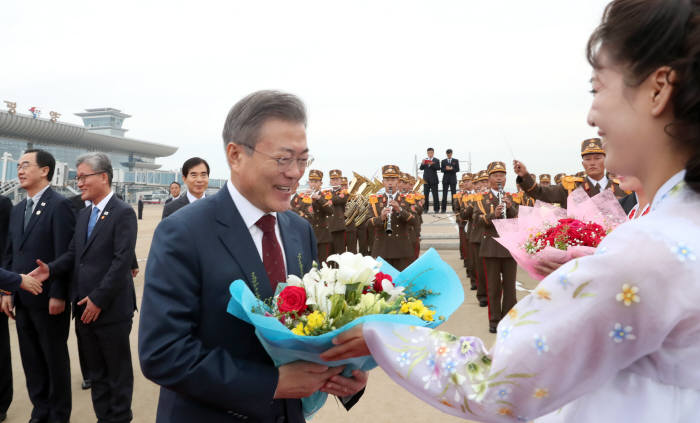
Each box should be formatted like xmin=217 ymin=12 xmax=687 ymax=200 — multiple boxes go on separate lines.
xmin=3 ymin=205 xmax=538 ymax=423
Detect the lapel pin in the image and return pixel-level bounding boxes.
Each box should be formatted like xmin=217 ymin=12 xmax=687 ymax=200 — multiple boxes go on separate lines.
xmin=36 ymin=210 xmax=41 ymax=215
xmin=104 ymin=211 xmax=109 ymax=216
xmin=101 ymin=215 xmax=105 ymax=220
xmin=40 ymin=202 xmax=46 ymax=206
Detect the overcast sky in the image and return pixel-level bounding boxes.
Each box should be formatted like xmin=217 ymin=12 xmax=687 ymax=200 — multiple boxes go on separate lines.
xmin=2 ymin=0 xmax=611 ymax=190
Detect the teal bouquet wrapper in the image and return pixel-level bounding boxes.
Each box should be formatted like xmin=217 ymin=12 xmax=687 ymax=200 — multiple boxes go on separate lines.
xmin=226 ymin=248 xmax=464 ymax=418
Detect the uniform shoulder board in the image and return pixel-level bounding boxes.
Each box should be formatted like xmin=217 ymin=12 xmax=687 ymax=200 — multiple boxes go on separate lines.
xmin=454 ymin=192 xmax=462 ymax=199
xmin=369 ymin=195 xmax=378 ymax=204
xmin=561 ymin=175 xmax=583 ymax=191
xmin=302 ymin=196 xmax=312 ymax=204
xmin=612 ymin=178 xmax=621 ymax=185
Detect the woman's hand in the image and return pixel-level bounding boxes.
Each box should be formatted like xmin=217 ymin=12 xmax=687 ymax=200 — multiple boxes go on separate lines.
xmin=320 ymin=325 xmax=370 ymax=361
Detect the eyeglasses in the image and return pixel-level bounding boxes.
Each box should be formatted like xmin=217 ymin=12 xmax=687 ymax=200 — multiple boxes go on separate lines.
xmin=245 ymin=146 xmax=314 ymax=172
xmin=75 ymin=171 xmax=106 ymax=183
xmin=16 ymin=162 xmax=37 ymax=171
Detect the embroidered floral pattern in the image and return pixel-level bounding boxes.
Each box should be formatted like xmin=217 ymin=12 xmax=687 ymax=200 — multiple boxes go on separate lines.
xmin=533 ymin=334 xmax=549 ymax=355
xmin=456 ymin=337 xmax=479 ymax=360
xmin=672 ymin=243 xmax=696 ymax=262
xmin=533 ymin=388 xmax=549 ymax=398
xmin=609 ymin=323 xmax=636 ymax=343
xmin=558 ymin=274 xmax=573 ymax=290
xmin=616 ymin=284 xmax=640 ymax=306
xmin=397 ymin=352 xmax=411 ymax=367
xmin=496 ymin=386 xmax=512 ymax=400
xmin=498 ymin=326 xmax=513 ymax=342
xmin=535 ymin=288 xmax=551 ymax=300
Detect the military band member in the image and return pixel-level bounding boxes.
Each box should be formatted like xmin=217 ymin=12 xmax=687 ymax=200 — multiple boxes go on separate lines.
xmin=539 ymin=174 xmax=552 ymax=187
xmin=368 ymin=165 xmax=416 ymax=271
xmin=554 ymin=173 xmax=566 ymax=185
xmin=340 ymin=177 xmax=358 ymax=254
xmin=512 ymin=183 xmax=536 ymax=207
xmin=400 ymin=173 xmax=422 ymax=260
xmin=456 ymin=173 xmax=474 ymax=287
xmin=474 ymin=161 xmax=518 ymax=333
xmin=465 ymin=170 xmax=490 ymax=306
xmin=326 ymin=169 xmax=348 ymax=254
xmin=514 ymin=138 xmax=626 ymax=208
xmin=301 ymin=170 xmax=335 ymax=263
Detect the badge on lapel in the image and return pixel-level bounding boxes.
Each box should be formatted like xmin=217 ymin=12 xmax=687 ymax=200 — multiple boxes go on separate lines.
xmin=36 ymin=210 xmax=41 ymax=215
xmin=101 ymin=211 xmax=109 ymax=220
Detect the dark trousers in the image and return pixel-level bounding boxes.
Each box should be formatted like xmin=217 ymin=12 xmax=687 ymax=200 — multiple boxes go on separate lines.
xmin=471 ymin=243 xmax=486 ymax=302
xmin=15 ymin=303 xmax=72 ymax=422
xmin=317 ymin=242 xmax=332 ymax=264
xmin=345 ymin=230 xmax=358 ymax=254
xmin=76 ymin=318 xmax=133 ymax=423
xmin=423 ymin=183 xmax=439 ymax=212
xmin=441 ymin=181 xmax=456 ymax=212
xmin=0 ymin=314 xmax=11 ymax=414
xmin=384 ymin=257 xmax=412 ymax=272
xmin=76 ymin=322 xmax=90 ymax=382
xmin=482 ymin=257 xmax=517 ymax=330
xmin=331 ymin=231 xmax=345 ymax=255
xmin=357 ymin=222 xmax=370 ymax=256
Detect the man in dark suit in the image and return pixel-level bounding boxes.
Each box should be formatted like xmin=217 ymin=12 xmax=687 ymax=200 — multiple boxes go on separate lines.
xmin=419 ymin=147 xmax=440 ymax=213
xmin=161 ymin=157 xmax=209 ymax=219
xmin=0 ymin=193 xmax=13 ymax=423
xmin=440 ymin=148 xmax=460 ymax=213
xmin=0 ymin=149 xmax=75 ymax=423
xmin=164 ymin=181 xmax=181 ymax=205
xmin=137 ymin=196 xmax=144 ymax=220
xmin=139 ymin=90 xmax=366 ymax=423
xmin=32 ymin=152 xmax=138 ymax=423
xmin=68 ymin=192 xmax=139 ymax=391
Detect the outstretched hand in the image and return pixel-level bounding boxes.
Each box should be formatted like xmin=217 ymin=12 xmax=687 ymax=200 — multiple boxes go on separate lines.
xmin=20 ymin=274 xmax=42 ymax=295
xmin=513 ymin=160 xmax=528 ymax=177
xmin=29 ymin=259 xmax=50 ymax=283
xmin=320 ymin=325 xmax=370 ymax=362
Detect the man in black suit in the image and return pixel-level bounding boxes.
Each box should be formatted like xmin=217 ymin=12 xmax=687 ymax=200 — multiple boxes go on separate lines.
xmin=440 ymin=148 xmax=460 ymax=213
xmin=32 ymin=152 xmax=138 ymax=423
xmin=164 ymin=181 xmax=180 ymax=205
xmin=1 ymin=149 xmax=75 ymax=423
xmin=139 ymin=90 xmax=365 ymax=422
xmin=0 ymin=194 xmax=13 ymax=423
xmin=137 ymin=196 xmax=144 ymax=220
xmin=161 ymin=158 xmax=209 ymax=219
xmin=419 ymin=147 xmax=440 ymax=213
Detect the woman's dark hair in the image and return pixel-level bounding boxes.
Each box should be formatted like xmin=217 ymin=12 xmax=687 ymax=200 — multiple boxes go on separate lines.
xmin=181 ymin=157 xmax=210 ymax=178
xmin=586 ymin=0 xmax=700 ymax=193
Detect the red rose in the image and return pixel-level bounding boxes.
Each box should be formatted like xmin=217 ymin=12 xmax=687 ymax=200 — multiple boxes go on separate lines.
xmin=372 ymin=272 xmax=393 ymax=292
xmin=277 ymin=286 xmax=308 ymax=313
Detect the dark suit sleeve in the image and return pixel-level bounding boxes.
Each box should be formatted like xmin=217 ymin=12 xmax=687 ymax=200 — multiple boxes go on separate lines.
xmin=431 ymin=158 xmax=440 ymax=171
xmin=131 ymin=251 xmax=138 ymax=270
xmin=454 ymin=160 xmax=460 ymax=173
xmin=49 ymin=235 xmax=77 ymax=278
xmin=48 ymin=199 xmax=76 ymax=300
xmin=139 ymin=217 xmax=279 ymax=414
xmin=0 ymin=197 xmax=12 ymax=270
xmin=88 ymin=206 xmax=137 ymax=310
xmin=0 ymin=268 xmax=21 ymax=293
xmin=419 ymin=161 xmax=427 ymax=170
xmin=440 ymin=159 xmax=447 ymax=173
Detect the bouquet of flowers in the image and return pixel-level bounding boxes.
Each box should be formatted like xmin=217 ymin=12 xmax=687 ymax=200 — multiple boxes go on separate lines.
xmin=227 ymin=248 xmax=463 ymax=418
xmin=493 ymin=187 xmax=628 ymax=280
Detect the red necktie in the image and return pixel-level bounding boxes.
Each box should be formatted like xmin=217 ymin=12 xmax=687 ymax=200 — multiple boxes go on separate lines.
xmin=255 ymin=214 xmax=286 ymax=293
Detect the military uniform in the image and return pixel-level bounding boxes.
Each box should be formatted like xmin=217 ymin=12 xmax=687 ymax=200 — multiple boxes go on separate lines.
xmin=368 ymin=165 xmax=417 ymax=271
xmin=295 ymin=170 xmax=334 ymax=263
xmin=456 ymin=173 xmax=475 ymax=289
xmin=465 ymin=170 xmax=490 ymax=306
xmin=326 ymin=169 xmax=349 ymax=254
xmin=340 ymin=177 xmax=358 ymax=253
xmin=517 ymin=138 xmax=627 ymax=208
xmin=475 ymin=161 xmax=518 ymax=332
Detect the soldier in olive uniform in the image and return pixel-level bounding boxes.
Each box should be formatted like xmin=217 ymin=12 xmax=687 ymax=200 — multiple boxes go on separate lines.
xmin=539 ymin=174 xmax=552 ymax=187
xmin=474 ymin=161 xmax=518 ymax=333
xmin=301 ymin=169 xmax=335 ymax=263
xmin=464 ymin=170 xmax=490 ymax=306
xmin=456 ymin=173 xmax=474 ymax=287
xmin=554 ymin=173 xmax=566 ymax=185
xmin=368 ymin=165 xmax=417 ymax=271
xmin=340 ymin=177 xmax=358 ymax=253
xmin=327 ymin=169 xmax=348 ymax=254
xmin=399 ymin=173 xmax=422 ymax=260
xmin=514 ymin=138 xmax=627 ymax=208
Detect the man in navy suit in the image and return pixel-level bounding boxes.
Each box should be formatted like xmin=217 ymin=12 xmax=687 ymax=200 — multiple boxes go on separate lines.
xmin=32 ymin=152 xmax=138 ymax=423
xmin=161 ymin=157 xmax=209 ymax=219
xmin=440 ymin=148 xmax=460 ymax=213
xmin=419 ymin=147 xmax=440 ymax=213
xmin=139 ymin=90 xmax=366 ymax=423
xmin=1 ymin=149 xmax=75 ymax=423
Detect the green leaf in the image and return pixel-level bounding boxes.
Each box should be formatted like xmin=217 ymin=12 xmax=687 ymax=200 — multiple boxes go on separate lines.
xmin=486 ymin=380 xmax=517 ymax=388
xmin=486 ymin=368 xmax=506 ymax=381
xmin=463 ymin=398 xmax=475 ymax=415
xmin=517 ymin=309 xmax=540 ymax=320
xmin=406 ymin=352 xmax=427 ymax=378
xmin=513 ymin=320 xmax=540 ymax=327
xmin=572 ymin=281 xmax=592 ymax=298
xmin=505 ymin=373 xmax=535 ymax=379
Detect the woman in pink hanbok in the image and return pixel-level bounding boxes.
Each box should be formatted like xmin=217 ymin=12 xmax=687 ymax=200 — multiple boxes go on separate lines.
xmin=322 ymin=0 xmax=700 ymax=421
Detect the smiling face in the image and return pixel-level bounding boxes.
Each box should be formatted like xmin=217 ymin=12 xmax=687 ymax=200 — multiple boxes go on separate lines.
xmin=228 ymin=118 xmax=308 ymax=213
xmin=586 ymin=50 xmax=661 ymax=180
xmin=77 ymin=163 xmax=110 ymax=203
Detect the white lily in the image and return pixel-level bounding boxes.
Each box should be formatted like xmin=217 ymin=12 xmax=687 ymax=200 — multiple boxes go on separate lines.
xmin=327 ymin=252 xmax=381 ymax=286
xmin=286 ymin=274 xmax=303 ymax=287
xmin=382 ymin=279 xmax=406 ymax=302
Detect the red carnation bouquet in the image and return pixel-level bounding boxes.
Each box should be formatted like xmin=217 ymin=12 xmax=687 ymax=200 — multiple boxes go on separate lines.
xmin=493 ymin=187 xmax=627 ymax=280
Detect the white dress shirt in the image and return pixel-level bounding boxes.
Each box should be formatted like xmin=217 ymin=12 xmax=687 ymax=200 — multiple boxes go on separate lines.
xmin=27 ymin=183 xmax=51 ymax=213
xmin=226 ymin=180 xmax=287 ymax=272
xmin=89 ymin=191 xmax=115 ymax=219
xmin=186 ymin=190 xmax=205 ymax=204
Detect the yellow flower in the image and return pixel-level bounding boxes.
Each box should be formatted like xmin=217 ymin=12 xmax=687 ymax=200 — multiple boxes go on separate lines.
xmin=306 ymin=311 xmax=325 ymax=331
xmin=615 ymin=284 xmax=640 ymax=306
xmin=535 ymin=288 xmax=551 ymax=300
xmin=291 ymin=323 xmax=306 ymax=336
xmin=497 ymin=407 xmax=514 ymax=416
xmin=400 ymin=300 xmax=436 ymax=322
xmin=533 ymin=388 xmax=549 ymax=398
xmin=508 ymin=308 xmax=518 ymax=320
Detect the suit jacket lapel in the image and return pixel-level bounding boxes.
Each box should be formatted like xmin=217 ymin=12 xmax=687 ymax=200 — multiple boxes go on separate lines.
xmin=20 ymin=188 xmax=51 ymax=247
xmin=213 ymin=189 xmax=274 ymax=300
xmin=277 ymin=212 xmax=303 ymax=278
xmin=82 ymin=196 xmax=116 ymax=256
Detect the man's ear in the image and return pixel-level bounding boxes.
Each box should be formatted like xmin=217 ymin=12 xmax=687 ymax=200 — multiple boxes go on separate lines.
xmin=227 ymin=142 xmax=244 ymax=171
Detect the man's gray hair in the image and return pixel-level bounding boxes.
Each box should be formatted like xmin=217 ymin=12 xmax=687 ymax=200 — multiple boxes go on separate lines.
xmin=76 ymin=152 xmax=113 ymax=185
xmin=221 ymin=90 xmax=307 ymax=150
